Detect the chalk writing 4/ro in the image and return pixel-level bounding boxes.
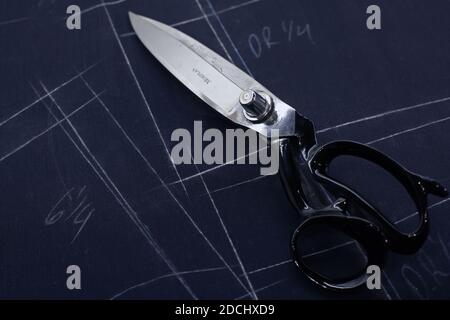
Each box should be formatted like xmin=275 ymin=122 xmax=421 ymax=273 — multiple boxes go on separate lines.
xmin=248 ymin=20 xmax=314 ymax=59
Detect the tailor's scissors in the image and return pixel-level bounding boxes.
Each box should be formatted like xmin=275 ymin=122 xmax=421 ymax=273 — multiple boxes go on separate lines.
xmin=129 ymin=12 xmax=448 ymax=290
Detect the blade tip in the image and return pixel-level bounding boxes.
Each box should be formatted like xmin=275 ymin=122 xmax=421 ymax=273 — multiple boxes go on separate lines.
xmin=128 ymin=11 xmax=137 ymax=21
xmin=128 ymin=11 xmax=144 ymax=33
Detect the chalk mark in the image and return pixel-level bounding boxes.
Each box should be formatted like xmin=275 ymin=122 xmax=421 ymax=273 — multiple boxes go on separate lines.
xmin=102 ymin=1 xmax=189 ymax=197
xmin=234 ymin=279 xmax=285 ymax=300
xmin=193 ymin=160 xmax=258 ymax=299
xmin=119 ymin=0 xmax=264 ymax=38
xmin=194 ymin=0 xmax=234 ymax=63
xmin=317 ymin=95 xmax=450 ymax=134
xmin=205 ymin=0 xmax=254 ymax=76
xmin=111 ymin=266 xmax=227 ymax=300
xmin=38 ymin=81 xmax=197 ymax=299
xmin=0 ymin=16 xmax=30 ymax=27
xmin=77 ymin=71 xmax=253 ymax=298
xmin=0 ymin=92 xmax=101 ymax=163
xmin=0 ymin=62 xmax=99 ymax=129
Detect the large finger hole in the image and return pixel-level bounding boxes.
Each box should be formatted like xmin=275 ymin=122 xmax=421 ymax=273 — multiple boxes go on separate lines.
xmin=327 ymin=155 xmax=419 ymax=234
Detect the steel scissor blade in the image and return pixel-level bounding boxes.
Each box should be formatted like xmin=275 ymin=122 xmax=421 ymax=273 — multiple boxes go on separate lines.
xmin=129 ymin=12 xmax=298 ymax=137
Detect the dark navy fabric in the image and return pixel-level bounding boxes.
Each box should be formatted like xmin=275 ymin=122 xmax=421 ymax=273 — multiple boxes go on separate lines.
xmin=0 ymin=0 xmax=449 ymax=299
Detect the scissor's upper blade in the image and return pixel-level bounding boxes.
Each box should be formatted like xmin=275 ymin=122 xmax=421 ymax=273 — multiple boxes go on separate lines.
xmin=129 ymin=12 xmax=297 ymax=137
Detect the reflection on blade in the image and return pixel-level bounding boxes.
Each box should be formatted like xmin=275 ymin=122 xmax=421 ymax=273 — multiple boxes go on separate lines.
xmin=129 ymin=12 xmax=242 ymax=117
xmin=129 ymin=12 xmax=298 ymax=137
xmin=144 ymin=15 xmax=263 ymax=93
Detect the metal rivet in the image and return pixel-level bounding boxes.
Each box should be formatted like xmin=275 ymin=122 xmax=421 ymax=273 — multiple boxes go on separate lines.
xmin=239 ymin=89 xmax=273 ymax=122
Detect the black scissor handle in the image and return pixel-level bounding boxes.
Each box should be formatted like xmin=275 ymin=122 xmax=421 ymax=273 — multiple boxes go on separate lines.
xmin=291 ymin=214 xmax=386 ymax=290
xmin=309 ymin=140 xmax=448 ymax=254
xmin=279 ymin=136 xmax=448 ymax=290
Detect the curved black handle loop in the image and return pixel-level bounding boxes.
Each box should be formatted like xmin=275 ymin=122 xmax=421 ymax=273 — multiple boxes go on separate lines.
xmin=291 ymin=214 xmax=387 ymax=290
xmin=279 ymin=136 xmax=448 ymax=290
xmin=280 ymin=136 xmax=387 ymax=290
xmin=309 ymin=140 xmax=448 ymax=254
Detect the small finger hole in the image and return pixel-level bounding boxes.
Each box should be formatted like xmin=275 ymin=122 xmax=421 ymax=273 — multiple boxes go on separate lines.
xmin=293 ymin=219 xmax=369 ymax=285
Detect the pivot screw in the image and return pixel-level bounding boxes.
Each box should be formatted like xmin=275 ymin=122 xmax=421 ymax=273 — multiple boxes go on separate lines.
xmin=239 ymin=89 xmax=273 ymax=122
